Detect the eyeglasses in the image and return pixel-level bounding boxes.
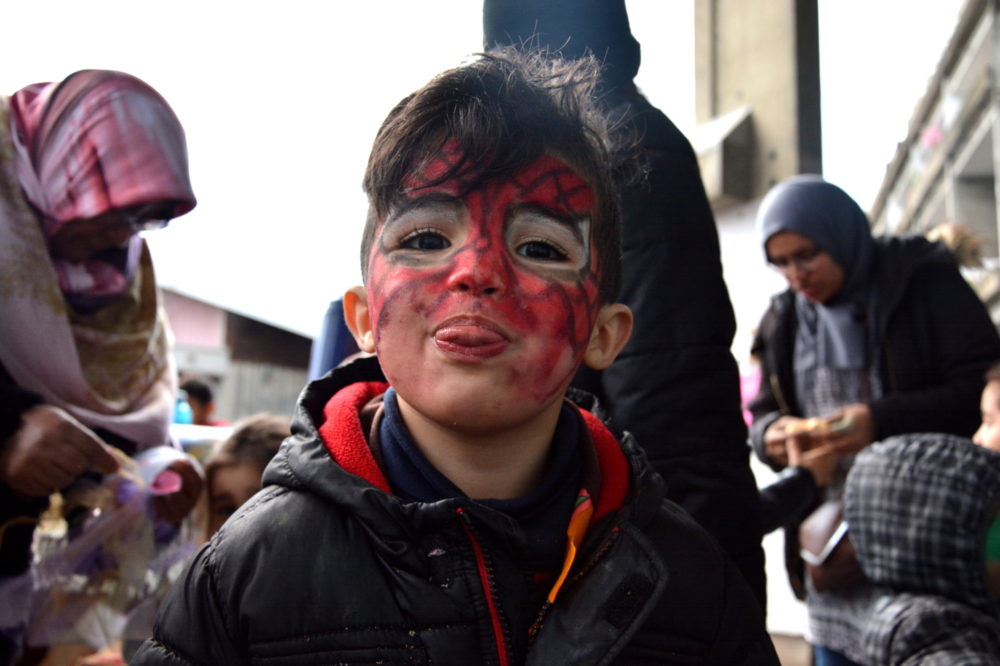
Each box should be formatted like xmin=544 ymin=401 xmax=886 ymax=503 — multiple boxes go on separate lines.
xmin=767 ymin=246 xmax=824 ymax=274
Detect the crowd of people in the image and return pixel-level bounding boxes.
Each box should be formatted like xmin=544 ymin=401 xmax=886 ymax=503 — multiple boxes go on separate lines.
xmin=1 ymin=1 xmax=1000 ymax=665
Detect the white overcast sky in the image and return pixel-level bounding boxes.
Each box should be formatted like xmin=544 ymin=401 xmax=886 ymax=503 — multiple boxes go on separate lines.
xmin=0 ymin=1 xmax=963 ymax=337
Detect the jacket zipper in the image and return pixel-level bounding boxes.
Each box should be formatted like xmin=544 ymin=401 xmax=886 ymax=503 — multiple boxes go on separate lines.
xmin=527 ymin=526 xmax=622 ymax=644
xmin=457 ymin=507 xmax=512 ymax=666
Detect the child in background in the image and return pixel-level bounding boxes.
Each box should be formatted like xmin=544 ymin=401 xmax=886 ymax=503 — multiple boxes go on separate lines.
xmin=203 ymin=414 xmax=289 ymax=537
xmin=972 ymin=362 xmax=1000 ymax=597
xmin=179 ymin=378 xmax=230 ymax=427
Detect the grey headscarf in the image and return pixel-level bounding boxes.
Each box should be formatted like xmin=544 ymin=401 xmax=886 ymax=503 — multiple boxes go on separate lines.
xmin=756 ymin=175 xmax=876 ymax=372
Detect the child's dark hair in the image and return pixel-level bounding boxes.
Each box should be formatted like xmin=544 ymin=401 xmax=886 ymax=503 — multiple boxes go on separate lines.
xmin=207 ymin=413 xmax=290 ymax=472
xmin=180 ymin=378 xmax=213 ymax=406
xmin=361 ymin=47 xmax=626 ymax=303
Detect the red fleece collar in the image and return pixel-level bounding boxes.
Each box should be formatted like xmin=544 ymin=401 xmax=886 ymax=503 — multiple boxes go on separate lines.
xmin=318 ymin=382 xmax=630 ymax=515
xmin=577 ymin=409 xmax=630 ymax=521
xmin=319 ymin=382 xmax=392 ymax=492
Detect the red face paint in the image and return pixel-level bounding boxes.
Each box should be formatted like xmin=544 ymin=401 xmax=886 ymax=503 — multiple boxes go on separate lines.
xmin=365 ymin=144 xmax=601 ymax=435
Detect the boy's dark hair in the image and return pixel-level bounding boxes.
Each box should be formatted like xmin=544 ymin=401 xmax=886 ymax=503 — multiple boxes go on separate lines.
xmin=181 ymin=378 xmax=214 ymax=406
xmin=986 ymin=362 xmax=1000 ymax=384
xmin=361 ymin=48 xmax=626 ymax=302
xmin=208 ymin=413 xmax=290 ymax=471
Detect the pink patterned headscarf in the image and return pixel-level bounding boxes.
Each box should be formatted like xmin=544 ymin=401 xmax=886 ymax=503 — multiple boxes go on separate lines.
xmin=0 ymin=71 xmax=194 ymax=448
xmin=8 ymin=70 xmax=195 ymax=305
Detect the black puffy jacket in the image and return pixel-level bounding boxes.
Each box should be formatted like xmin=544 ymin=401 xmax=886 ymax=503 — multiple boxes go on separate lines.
xmin=133 ymin=357 xmax=777 ymax=665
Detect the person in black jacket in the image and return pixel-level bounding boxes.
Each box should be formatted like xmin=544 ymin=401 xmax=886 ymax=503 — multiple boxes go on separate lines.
xmin=749 ymin=175 xmax=1000 ymax=665
xmin=483 ymin=0 xmax=765 ymax=607
xmin=132 ymin=49 xmax=778 ymax=665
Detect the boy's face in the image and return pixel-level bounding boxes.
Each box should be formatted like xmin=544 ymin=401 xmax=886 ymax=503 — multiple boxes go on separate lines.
xmin=356 ymin=144 xmax=613 ymax=435
xmin=974 ymin=380 xmax=1000 ymax=453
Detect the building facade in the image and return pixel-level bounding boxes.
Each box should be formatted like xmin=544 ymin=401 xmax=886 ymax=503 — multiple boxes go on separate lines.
xmin=162 ymin=288 xmax=311 ymax=423
xmin=869 ymin=0 xmax=1000 ymax=323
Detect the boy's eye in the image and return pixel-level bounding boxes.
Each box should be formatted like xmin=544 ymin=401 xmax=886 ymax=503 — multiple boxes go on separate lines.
xmin=515 ymin=239 xmax=569 ymax=262
xmin=399 ymin=229 xmax=451 ymax=251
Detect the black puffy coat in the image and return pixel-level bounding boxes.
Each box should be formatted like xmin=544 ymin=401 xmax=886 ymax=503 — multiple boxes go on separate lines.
xmin=133 ymin=357 xmax=777 ymax=665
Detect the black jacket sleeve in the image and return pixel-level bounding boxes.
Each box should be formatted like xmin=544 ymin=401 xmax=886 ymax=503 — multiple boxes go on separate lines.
xmin=758 ymin=466 xmax=819 ymax=534
xmin=747 ymin=302 xmax=794 ymax=469
xmin=869 ymin=260 xmax=1000 ymax=439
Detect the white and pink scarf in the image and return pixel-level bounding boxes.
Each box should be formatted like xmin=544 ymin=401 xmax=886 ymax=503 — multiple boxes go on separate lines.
xmin=0 ymin=71 xmax=196 ymax=448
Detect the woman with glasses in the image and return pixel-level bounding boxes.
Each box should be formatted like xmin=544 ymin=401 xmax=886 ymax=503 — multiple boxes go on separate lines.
xmin=748 ymin=175 xmax=1000 ymax=666
xmin=0 ymin=70 xmax=201 ymax=662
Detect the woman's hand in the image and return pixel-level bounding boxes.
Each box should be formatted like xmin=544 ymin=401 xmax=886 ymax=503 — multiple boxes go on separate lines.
xmin=817 ymin=403 xmax=876 ymax=455
xmin=0 ymin=405 xmax=118 ymax=497
xmin=787 ymin=437 xmax=841 ymax=488
xmin=152 ymin=458 xmax=203 ymax=525
xmin=763 ymin=416 xmax=816 ymax=467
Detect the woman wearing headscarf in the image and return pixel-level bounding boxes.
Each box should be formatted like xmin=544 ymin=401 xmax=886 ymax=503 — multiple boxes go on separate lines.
xmin=749 ymin=175 xmax=1000 ymax=665
xmin=0 ymin=70 xmax=200 ymax=662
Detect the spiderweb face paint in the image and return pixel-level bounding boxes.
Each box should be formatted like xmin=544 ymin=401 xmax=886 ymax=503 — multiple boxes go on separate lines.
xmin=366 ymin=144 xmax=601 ymax=434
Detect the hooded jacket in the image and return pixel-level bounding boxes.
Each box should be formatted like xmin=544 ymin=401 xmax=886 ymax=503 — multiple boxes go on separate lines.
xmin=133 ymin=356 xmax=777 ymax=665
xmin=845 ymin=434 xmax=1000 ymax=665
xmin=750 ymin=235 xmax=1000 ymax=461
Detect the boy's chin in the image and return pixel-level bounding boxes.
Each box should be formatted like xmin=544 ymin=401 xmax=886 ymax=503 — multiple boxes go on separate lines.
xmin=398 ymin=390 xmax=567 ymax=439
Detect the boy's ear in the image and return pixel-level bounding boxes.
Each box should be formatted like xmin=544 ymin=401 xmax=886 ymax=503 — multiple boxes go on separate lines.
xmin=343 ymin=285 xmax=375 ymax=353
xmin=582 ymin=303 xmax=633 ymax=370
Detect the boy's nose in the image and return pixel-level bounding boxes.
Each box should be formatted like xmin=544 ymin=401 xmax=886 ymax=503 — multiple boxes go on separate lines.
xmin=446 ymin=250 xmax=506 ymax=296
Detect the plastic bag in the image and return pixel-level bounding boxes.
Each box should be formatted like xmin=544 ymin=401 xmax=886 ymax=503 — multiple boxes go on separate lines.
xmin=15 ymin=446 xmax=198 ymax=653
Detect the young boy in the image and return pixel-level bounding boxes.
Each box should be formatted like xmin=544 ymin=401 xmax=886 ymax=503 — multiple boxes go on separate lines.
xmin=132 ymin=50 xmax=776 ymax=665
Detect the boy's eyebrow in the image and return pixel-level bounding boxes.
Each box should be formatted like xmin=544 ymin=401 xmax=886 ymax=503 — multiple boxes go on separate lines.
xmin=512 ymin=203 xmax=590 ymax=245
xmin=387 ymin=192 xmax=463 ymax=221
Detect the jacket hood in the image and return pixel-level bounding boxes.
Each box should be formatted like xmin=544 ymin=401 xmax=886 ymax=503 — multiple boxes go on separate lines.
xmin=845 ymin=433 xmax=1000 ymax=615
xmin=263 ymin=355 xmax=661 ymax=541
xmin=482 ymin=0 xmax=640 ymax=87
